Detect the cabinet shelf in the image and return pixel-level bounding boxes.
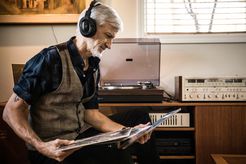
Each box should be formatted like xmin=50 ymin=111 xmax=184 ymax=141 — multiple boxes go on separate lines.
xmin=99 ymin=101 xmax=246 ymax=107
xmin=132 ymin=155 xmax=195 ymax=160
xmin=155 ymin=127 xmax=195 ymax=131
xmin=160 ymin=155 xmax=195 ymax=159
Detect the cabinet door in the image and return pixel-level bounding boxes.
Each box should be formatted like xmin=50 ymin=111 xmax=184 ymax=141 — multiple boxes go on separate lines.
xmin=195 ymin=106 xmax=246 ymax=164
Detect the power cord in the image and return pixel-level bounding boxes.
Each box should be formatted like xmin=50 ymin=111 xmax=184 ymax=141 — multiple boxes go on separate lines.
xmin=162 ymin=89 xmax=177 ymax=102
xmin=51 ymin=25 xmax=58 ymax=44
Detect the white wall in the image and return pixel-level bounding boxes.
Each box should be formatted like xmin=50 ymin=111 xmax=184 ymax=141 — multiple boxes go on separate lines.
xmin=0 ymin=25 xmax=76 ymax=101
xmin=160 ymin=43 xmax=246 ymax=94
xmin=0 ymin=0 xmax=246 ymax=102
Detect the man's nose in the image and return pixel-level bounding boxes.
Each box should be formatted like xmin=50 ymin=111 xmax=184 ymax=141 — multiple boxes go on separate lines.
xmin=105 ymin=39 xmax=112 ymax=49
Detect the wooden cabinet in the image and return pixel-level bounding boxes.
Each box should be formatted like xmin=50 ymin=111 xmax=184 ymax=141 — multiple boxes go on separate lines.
xmin=195 ymin=105 xmax=246 ymax=164
xmin=1 ymin=101 xmax=245 ymax=164
xmin=99 ymin=102 xmax=246 ymax=164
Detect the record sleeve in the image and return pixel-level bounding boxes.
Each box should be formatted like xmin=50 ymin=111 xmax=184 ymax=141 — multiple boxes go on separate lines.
xmin=57 ymin=108 xmax=181 ymax=151
xmin=117 ymin=108 xmax=181 ymax=149
xmin=58 ymin=127 xmax=132 ymax=151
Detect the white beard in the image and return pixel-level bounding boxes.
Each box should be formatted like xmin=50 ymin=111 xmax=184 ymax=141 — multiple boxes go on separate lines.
xmin=91 ymin=48 xmax=101 ymax=58
xmin=94 ymin=52 xmax=103 ymax=58
xmin=92 ymin=46 xmax=105 ymax=58
xmin=87 ymin=39 xmax=106 ymax=58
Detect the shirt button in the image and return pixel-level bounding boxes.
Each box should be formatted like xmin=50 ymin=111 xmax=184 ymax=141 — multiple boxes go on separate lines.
xmin=83 ymin=74 xmax=86 ymax=77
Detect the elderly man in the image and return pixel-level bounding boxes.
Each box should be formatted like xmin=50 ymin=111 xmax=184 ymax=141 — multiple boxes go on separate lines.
xmin=3 ymin=1 xmax=160 ymax=164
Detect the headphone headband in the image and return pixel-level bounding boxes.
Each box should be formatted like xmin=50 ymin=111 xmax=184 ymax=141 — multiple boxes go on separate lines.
xmin=85 ymin=0 xmax=98 ymax=18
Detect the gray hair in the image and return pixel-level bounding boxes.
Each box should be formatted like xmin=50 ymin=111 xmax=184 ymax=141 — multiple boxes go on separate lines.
xmin=76 ymin=2 xmax=123 ymax=37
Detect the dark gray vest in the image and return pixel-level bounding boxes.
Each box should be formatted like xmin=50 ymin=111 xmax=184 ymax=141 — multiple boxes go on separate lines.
xmin=27 ymin=43 xmax=98 ymax=150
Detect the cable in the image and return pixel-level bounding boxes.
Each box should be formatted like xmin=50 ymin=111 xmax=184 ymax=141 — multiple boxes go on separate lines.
xmin=162 ymin=89 xmax=177 ymax=102
xmin=51 ymin=25 xmax=58 ymax=44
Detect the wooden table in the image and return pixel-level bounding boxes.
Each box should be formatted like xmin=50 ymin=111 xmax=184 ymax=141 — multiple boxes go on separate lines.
xmin=211 ymin=154 xmax=246 ymax=164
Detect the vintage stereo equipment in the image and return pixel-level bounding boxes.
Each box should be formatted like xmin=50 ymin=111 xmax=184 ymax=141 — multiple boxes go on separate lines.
xmin=156 ymin=138 xmax=193 ymax=155
xmin=98 ymin=38 xmax=162 ymax=103
xmin=175 ymin=76 xmax=246 ymax=101
xmin=149 ymin=110 xmax=190 ymax=127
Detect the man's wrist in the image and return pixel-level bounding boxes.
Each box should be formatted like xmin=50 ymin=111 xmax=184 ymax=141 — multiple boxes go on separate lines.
xmin=121 ymin=126 xmax=127 ymax=130
xmin=32 ymin=138 xmax=44 ymax=150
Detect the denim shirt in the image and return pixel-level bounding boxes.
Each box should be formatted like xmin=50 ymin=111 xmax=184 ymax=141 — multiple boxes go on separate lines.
xmin=13 ymin=37 xmax=100 ymax=109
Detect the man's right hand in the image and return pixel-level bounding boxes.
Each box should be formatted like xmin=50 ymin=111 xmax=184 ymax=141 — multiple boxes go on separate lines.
xmin=3 ymin=93 xmax=78 ymax=162
xmin=37 ymin=139 xmax=76 ymax=162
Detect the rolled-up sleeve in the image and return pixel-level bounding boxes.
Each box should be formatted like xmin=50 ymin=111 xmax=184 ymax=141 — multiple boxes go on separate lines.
xmin=83 ymin=94 xmax=99 ymax=109
xmin=13 ymin=48 xmax=60 ymax=105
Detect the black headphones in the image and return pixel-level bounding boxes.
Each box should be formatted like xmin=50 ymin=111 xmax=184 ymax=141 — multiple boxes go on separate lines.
xmin=79 ymin=0 xmax=100 ymax=37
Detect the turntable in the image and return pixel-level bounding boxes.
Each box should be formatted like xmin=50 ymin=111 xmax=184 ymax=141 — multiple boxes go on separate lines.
xmin=98 ymin=86 xmax=164 ymax=103
xmin=98 ymin=38 xmax=163 ymax=103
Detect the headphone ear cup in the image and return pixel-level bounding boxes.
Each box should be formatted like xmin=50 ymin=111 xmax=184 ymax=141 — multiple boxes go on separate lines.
xmin=79 ymin=17 xmax=97 ymax=37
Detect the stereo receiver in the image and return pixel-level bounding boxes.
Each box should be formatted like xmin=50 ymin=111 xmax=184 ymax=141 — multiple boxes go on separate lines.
xmin=175 ymin=76 xmax=246 ymax=101
xmin=149 ymin=111 xmax=190 ymax=127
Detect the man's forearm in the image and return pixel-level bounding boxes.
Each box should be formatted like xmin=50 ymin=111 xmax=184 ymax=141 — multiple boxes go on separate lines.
xmin=84 ymin=109 xmax=124 ymax=132
xmin=2 ymin=93 xmax=43 ymax=149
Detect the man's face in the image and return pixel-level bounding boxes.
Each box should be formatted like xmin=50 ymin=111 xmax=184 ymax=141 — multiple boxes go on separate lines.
xmin=87 ymin=23 xmax=117 ymax=57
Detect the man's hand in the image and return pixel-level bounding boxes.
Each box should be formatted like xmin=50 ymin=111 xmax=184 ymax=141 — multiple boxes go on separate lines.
xmin=37 ymin=139 xmax=76 ymax=162
xmin=135 ymin=122 xmax=152 ymax=144
xmin=3 ymin=93 xmax=79 ymax=162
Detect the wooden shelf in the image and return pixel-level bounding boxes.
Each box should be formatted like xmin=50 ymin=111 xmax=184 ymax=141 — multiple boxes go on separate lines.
xmin=2 ymin=101 xmax=246 ymax=108
xmin=155 ymin=127 xmax=195 ymax=131
xmin=99 ymin=101 xmax=246 ymax=107
xmin=211 ymin=154 xmax=246 ymax=164
xmin=132 ymin=155 xmax=195 ymax=160
xmin=160 ymin=155 xmax=195 ymax=159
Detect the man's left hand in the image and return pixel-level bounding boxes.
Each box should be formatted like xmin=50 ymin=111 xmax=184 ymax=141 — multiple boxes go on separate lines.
xmin=134 ymin=123 xmax=152 ymax=144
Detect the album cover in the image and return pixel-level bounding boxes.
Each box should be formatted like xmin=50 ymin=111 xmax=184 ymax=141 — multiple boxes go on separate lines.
xmin=57 ymin=127 xmax=132 ymax=151
xmin=57 ymin=108 xmax=181 ymax=151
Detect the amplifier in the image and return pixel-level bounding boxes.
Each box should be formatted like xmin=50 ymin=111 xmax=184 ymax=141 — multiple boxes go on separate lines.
xmin=175 ymin=76 xmax=246 ymax=101
xmin=149 ymin=111 xmax=190 ymax=127
xmin=155 ymin=138 xmax=193 ymax=155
